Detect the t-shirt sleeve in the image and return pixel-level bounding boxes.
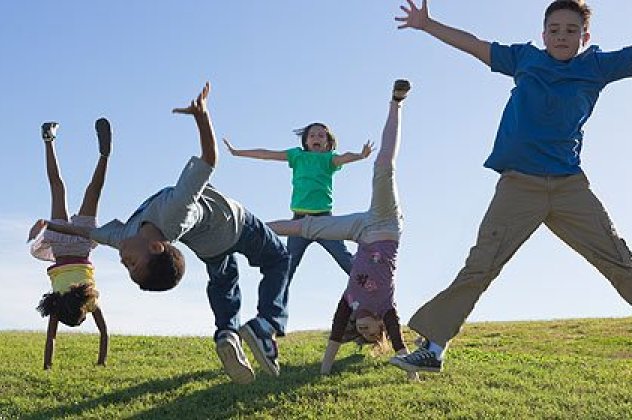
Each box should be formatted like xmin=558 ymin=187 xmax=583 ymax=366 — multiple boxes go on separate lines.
xmin=286 ymin=147 xmax=300 ymax=168
xmin=154 ymin=157 xmax=214 ymax=240
xmin=490 ymin=42 xmax=528 ymax=77
xmin=171 ymin=157 xmax=214 ymax=207
xmin=595 ymin=46 xmax=632 ymax=84
xmin=383 ymin=308 xmax=405 ymax=351
xmin=89 ymin=219 xmax=125 ymax=249
xmin=330 ymin=152 xmax=342 ymax=172
xmin=329 ymin=296 xmax=353 ymax=343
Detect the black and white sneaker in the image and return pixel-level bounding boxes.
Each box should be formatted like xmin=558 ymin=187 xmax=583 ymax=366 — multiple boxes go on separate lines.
xmin=389 ymin=340 xmax=442 ymax=373
xmin=215 ymin=330 xmax=255 ymax=384
xmin=239 ymin=318 xmax=280 ymax=377
xmin=41 ymin=122 xmax=59 ymax=142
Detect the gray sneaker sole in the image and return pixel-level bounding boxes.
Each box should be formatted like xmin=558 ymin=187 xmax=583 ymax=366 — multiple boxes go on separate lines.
xmin=216 ymin=340 xmax=255 ymax=384
xmin=389 ymin=356 xmax=442 ymax=373
xmin=239 ymin=324 xmax=280 ymax=377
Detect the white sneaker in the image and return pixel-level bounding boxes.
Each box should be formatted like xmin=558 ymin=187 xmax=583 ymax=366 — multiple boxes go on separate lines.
xmin=215 ymin=330 xmax=255 ymax=384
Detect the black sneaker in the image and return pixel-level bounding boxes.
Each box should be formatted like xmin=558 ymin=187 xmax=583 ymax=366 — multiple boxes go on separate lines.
xmin=239 ymin=318 xmax=280 ymax=377
xmin=215 ymin=330 xmax=255 ymax=384
xmin=392 ymin=79 xmax=411 ymax=102
xmin=95 ymin=118 xmax=112 ymax=157
xmin=389 ymin=340 xmax=442 ymax=373
xmin=41 ymin=122 xmax=59 ymax=142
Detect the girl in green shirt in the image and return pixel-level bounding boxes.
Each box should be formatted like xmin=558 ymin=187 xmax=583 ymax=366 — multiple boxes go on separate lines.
xmin=223 ymin=124 xmax=372 ymax=290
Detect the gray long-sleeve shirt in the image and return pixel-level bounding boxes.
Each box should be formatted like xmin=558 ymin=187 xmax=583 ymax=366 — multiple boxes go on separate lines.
xmin=91 ymin=157 xmax=244 ymax=258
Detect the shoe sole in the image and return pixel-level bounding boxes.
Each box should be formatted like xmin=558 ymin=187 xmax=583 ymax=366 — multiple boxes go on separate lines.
xmin=42 ymin=122 xmax=59 ymax=141
xmin=216 ymin=339 xmax=255 ymax=384
xmin=393 ymin=79 xmax=411 ymax=101
xmin=389 ymin=356 xmax=442 ymax=373
xmin=95 ymin=118 xmax=112 ymax=156
xmin=239 ymin=324 xmax=280 ymax=377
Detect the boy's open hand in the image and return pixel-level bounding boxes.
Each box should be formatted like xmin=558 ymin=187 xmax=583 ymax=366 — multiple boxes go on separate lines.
xmin=361 ymin=140 xmax=374 ymax=158
xmin=28 ymin=219 xmax=48 ymax=242
xmin=396 ymin=0 xmax=429 ymax=31
xmin=172 ymin=82 xmax=210 ymax=117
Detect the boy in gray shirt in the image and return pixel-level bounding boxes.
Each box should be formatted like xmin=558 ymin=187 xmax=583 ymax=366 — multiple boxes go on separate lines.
xmin=30 ymin=82 xmax=290 ymax=385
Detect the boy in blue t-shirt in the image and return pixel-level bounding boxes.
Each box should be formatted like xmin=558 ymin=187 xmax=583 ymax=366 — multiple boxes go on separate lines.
xmin=390 ymin=0 xmax=632 ymax=373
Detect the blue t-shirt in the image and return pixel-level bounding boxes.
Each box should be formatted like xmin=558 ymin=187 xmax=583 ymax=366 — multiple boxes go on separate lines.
xmin=486 ymin=42 xmax=632 ymax=175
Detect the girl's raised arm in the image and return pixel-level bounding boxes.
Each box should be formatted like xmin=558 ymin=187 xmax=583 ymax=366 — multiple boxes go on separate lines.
xmin=223 ymin=138 xmax=287 ymax=161
xmin=332 ymin=140 xmax=374 ymax=166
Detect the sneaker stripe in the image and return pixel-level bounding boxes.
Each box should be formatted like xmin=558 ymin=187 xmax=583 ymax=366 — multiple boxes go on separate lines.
xmin=216 ymin=335 xmax=255 ymax=384
xmin=239 ymin=323 xmax=280 ymax=377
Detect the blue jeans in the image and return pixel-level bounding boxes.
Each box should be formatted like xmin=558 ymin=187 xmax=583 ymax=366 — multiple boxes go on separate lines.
xmin=287 ymin=236 xmax=353 ymax=281
xmin=203 ymin=210 xmax=290 ymax=340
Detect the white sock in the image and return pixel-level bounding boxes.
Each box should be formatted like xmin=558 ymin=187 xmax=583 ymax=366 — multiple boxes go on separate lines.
xmin=427 ymin=341 xmax=445 ymax=360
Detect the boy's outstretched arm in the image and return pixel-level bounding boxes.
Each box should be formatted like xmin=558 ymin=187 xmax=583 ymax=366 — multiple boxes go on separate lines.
xmin=28 ymin=219 xmax=92 ymax=241
xmin=396 ymin=0 xmax=491 ymax=66
xmin=173 ymin=82 xmax=217 ymax=167
xmin=222 ymin=138 xmax=287 ymax=161
xmin=332 ymin=140 xmax=374 ymax=166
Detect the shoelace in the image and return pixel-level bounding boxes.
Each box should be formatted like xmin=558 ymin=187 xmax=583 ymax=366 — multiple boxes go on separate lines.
xmin=403 ymin=347 xmax=437 ymax=365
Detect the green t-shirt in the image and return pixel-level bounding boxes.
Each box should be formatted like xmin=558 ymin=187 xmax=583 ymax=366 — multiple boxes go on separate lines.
xmin=286 ymin=147 xmax=341 ymax=213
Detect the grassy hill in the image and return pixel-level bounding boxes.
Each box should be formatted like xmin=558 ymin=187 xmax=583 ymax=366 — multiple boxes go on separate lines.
xmin=1 ymin=317 xmax=631 ymax=419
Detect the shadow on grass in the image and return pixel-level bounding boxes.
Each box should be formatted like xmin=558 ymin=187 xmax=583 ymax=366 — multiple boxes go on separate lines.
xmin=25 ymin=354 xmax=366 ymax=419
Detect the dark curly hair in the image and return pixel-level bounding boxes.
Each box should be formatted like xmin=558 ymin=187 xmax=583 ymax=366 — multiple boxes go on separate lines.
xmin=545 ymin=0 xmax=592 ymax=32
xmin=36 ymin=283 xmax=99 ymax=327
xmin=140 ymin=243 xmax=185 ymax=291
xmin=293 ymin=122 xmax=337 ymax=151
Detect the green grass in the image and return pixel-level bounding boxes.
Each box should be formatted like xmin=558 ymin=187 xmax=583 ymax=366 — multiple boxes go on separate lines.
xmin=1 ymin=317 xmax=631 ymax=419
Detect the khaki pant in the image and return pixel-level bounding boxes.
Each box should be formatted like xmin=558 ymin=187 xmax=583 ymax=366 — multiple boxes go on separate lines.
xmin=300 ymin=164 xmax=403 ymax=244
xmin=409 ymin=170 xmax=632 ymax=347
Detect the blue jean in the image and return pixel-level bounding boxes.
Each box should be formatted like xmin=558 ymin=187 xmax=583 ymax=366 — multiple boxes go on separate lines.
xmin=287 ymin=236 xmax=353 ymax=281
xmin=203 ymin=210 xmax=290 ymax=340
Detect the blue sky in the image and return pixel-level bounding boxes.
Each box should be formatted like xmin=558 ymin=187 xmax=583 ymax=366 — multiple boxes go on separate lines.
xmin=1 ymin=1 xmax=631 ymax=336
